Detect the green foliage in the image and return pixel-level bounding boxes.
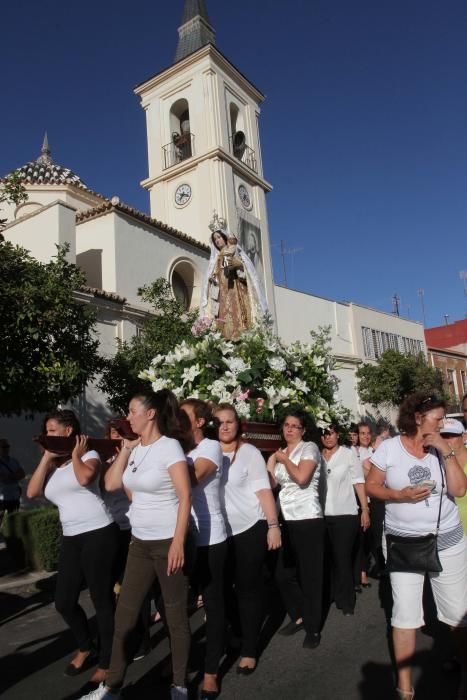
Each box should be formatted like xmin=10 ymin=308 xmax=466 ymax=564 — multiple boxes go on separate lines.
xmin=0 ymin=170 xmax=27 ymax=233
xmin=2 ymin=507 xmax=62 ymax=571
xmin=99 ymin=279 xmax=198 ymax=414
xmin=356 ymin=349 xmax=446 ymax=408
xmin=0 ymin=243 xmax=102 ymax=415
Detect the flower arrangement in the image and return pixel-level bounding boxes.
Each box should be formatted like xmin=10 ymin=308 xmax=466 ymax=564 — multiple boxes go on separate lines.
xmin=140 ymin=319 xmax=350 ymax=428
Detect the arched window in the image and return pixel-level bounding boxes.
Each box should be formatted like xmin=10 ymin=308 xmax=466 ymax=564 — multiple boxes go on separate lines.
xmin=170 ymin=259 xmax=199 ymax=310
xmin=163 ymin=98 xmax=193 ymax=169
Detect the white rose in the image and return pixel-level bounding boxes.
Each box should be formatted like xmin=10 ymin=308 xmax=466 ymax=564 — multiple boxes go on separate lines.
xmin=152 ymin=378 xmax=169 ymax=392
xmin=268 ymin=356 xmax=287 ymax=372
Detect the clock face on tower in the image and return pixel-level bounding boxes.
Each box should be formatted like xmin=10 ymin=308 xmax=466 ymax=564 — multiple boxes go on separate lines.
xmin=238 ymin=184 xmax=252 ymax=210
xmin=174 ymin=183 xmax=192 ymax=206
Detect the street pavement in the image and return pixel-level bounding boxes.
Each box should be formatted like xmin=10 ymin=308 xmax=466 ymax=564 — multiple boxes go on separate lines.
xmin=0 ymin=570 xmax=461 ymax=700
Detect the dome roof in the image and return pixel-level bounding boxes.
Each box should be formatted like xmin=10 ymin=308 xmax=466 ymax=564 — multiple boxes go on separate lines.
xmin=15 ymin=133 xmax=88 ymax=190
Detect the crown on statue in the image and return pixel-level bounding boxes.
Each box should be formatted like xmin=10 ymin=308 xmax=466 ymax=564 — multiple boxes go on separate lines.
xmin=208 ymin=210 xmax=227 ymax=233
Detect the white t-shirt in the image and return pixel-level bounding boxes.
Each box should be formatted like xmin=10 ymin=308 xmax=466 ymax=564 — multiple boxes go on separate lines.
xmin=353 ymin=445 xmax=374 ymax=464
xmin=371 ymin=437 xmax=461 ymax=537
xmin=103 ymin=488 xmax=131 ymax=531
xmin=44 ymin=450 xmax=113 ymax=537
xmin=123 ymin=436 xmax=187 ymax=540
xmin=324 ymin=446 xmax=364 ymax=516
xmin=188 ymin=438 xmax=227 ymax=547
xmin=221 ymin=443 xmax=271 ymax=537
xmin=274 ymin=441 xmax=323 ymax=521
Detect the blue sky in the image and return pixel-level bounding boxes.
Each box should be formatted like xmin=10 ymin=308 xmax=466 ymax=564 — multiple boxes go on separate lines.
xmin=2 ymin=0 xmax=466 ymax=328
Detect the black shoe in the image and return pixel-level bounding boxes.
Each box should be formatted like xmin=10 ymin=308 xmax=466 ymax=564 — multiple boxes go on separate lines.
xmin=302 ymin=633 xmax=321 ymax=649
xmin=236 ymin=665 xmax=256 ymax=676
xmin=278 ymin=620 xmax=304 ymax=636
xmin=200 ymin=690 xmax=220 ymax=699
xmin=361 ymin=582 xmax=372 ymax=589
xmin=64 ymin=649 xmax=97 ymax=677
xmin=354 ymin=585 xmax=362 ymax=594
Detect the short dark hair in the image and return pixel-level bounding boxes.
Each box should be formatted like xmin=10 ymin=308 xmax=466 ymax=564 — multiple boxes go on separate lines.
xmin=43 ymin=410 xmax=81 ymax=437
xmin=397 ymin=393 xmax=446 ymax=437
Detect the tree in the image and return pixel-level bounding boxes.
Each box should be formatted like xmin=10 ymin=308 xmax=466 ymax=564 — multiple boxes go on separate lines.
xmin=98 ymin=279 xmax=198 ymax=414
xmin=0 ymin=242 xmax=102 ymax=415
xmin=356 ymin=349 xmax=446 ymax=408
xmin=0 ymin=170 xmax=27 ymax=235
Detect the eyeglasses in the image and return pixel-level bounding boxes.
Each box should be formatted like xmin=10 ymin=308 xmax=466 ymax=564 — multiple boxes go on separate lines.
xmin=284 ymin=423 xmax=303 ymax=430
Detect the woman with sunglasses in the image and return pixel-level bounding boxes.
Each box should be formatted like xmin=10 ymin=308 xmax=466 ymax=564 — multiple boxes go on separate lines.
xmin=366 ymin=394 xmax=467 ymax=700
xmin=267 ymin=410 xmax=324 ymax=649
xmin=320 ymin=425 xmax=369 ymax=617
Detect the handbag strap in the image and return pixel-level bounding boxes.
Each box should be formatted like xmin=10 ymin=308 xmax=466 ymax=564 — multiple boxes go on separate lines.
xmin=433 ymin=448 xmax=445 ymax=535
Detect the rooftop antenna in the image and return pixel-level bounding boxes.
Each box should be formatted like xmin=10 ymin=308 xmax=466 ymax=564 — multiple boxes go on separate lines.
xmin=392 ymin=294 xmax=400 ymax=317
xmin=279 ymin=240 xmax=304 ymax=288
xmin=417 ymin=288 xmax=426 ymax=326
xmin=444 ymin=314 xmax=450 ymax=325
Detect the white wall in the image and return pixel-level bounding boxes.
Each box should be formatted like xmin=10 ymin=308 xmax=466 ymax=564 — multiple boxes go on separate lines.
xmin=4 ymin=201 xmax=77 ymax=263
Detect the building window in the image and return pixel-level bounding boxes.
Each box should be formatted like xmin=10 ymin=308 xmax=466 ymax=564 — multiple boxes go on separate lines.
xmin=447 ymin=368 xmax=457 ymax=397
xmin=361 ymin=327 xmax=424 ymax=360
xmin=461 ymin=370 xmax=466 ymax=393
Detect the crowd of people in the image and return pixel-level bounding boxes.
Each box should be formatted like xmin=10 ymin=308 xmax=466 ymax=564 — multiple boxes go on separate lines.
xmin=7 ymin=390 xmax=466 ymax=699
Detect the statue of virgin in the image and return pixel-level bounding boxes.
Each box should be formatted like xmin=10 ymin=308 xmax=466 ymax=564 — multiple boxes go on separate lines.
xmin=199 ymin=227 xmax=268 ymax=341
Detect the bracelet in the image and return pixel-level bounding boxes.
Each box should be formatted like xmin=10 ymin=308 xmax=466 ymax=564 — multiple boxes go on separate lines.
xmin=443 ymin=449 xmax=456 ymax=460
xmin=268 ymin=523 xmax=280 ymax=529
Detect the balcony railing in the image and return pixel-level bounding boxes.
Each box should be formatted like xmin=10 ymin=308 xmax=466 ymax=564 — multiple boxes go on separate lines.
xmin=162 ymin=133 xmax=194 ymax=170
xmin=229 ymin=136 xmax=258 ymax=173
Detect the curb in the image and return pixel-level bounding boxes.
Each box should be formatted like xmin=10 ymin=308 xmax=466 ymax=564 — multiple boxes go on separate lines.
xmin=0 ymin=570 xmax=56 ymax=592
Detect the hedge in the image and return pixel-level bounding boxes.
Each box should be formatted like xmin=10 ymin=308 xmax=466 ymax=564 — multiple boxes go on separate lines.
xmin=2 ymin=507 xmax=62 ymax=571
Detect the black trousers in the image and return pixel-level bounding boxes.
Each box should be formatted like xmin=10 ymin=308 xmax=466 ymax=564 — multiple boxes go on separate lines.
xmin=191 ymin=540 xmax=227 ymax=674
xmin=275 ymin=518 xmax=325 ymax=635
xmin=225 ymin=520 xmax=268 ymax=658
xmin=325 ymin=514 xmax=360 ymax=614
xmin=369 ymin=499 xmax=385 ymax=573
xmin=54 ymin=522 xmax=119 ymax=668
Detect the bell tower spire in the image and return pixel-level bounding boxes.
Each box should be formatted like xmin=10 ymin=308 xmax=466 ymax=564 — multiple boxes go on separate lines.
xmin=175 ymin=0 xmax=215 ymax=62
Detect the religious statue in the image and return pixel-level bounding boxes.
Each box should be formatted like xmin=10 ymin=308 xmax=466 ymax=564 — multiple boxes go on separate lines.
xmin=199 ymin=213 xmax=269 ymax=341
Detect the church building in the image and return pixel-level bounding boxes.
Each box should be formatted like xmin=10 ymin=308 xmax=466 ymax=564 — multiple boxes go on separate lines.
xmin=0 ymin=0 xmax=426 ymax=465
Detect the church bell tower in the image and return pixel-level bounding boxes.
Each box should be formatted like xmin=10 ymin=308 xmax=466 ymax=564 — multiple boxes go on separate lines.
xmin=135 ymin=0 xmax=276 ymax=312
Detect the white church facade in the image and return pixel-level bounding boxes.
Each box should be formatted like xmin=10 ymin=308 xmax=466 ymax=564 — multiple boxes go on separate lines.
xmin=0 ymin=0 xmax=426 ymax=467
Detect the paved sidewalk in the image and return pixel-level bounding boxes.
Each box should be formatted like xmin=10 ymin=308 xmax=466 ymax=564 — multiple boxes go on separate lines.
xmin=0 ymin=570 xmax=462 ymax=700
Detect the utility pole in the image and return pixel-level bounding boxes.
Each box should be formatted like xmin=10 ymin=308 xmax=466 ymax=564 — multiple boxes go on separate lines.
xmin=417 ymin=288 xmax=426 ymax=326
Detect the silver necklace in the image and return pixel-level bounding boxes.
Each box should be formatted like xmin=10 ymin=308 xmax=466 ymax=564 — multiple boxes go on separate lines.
xmin=129 ymin=440 xmax=158 ymax=473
